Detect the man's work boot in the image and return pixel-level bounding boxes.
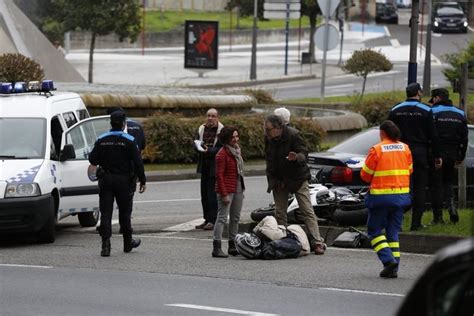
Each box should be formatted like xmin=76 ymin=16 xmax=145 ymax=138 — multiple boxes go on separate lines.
xmin=228 ymin=240 xmax=239 ymax=256
xmin=313 ymin=242 xmax=326 ymax=255
xmin=203 ymin=223 xmax=214 ymax=231
xmin=212 ymin=240 xmax=228 ymax=258
xmin=123 ymin=236 xmax=141 ymax=253
xmin=380 ymin=261 xmax=398 ymax=278
xmin=195 ymin=221 xmax=207 ymax=229
xmin=101 ymin=239 xmax=111 ymax=257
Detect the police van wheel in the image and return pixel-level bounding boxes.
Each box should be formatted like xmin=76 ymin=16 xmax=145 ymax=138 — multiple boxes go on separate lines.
xmin=38 ymin=212 xmax=56 ymax=244
xmin=78 ymin=210 xmax=99 ymax=227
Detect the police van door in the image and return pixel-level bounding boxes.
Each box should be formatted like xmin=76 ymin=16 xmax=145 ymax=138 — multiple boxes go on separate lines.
xmin=58 ymin=116 xmax=110 ymax=223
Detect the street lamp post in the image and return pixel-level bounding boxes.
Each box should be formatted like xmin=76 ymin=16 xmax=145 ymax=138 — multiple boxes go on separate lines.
xmin=423 ymin=0 xmax=432 ymax=92
xmin=250 ymin=0 xmax=258 ymax=80
xmin=408 ymin=0 xmax=420 ymax=84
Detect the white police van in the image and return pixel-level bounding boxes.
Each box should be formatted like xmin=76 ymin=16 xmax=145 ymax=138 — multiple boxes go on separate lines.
xmin=0 ymin=80 xmax=111 ymax=243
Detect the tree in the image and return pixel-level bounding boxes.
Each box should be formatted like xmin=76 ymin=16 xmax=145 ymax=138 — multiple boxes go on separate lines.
xmin=342 ymin=49 xmax=393 ymax=101
xmin=442 ymin=40 xmax=474 ymax=86
xmin=44 ymin=0 xmax=141 ymax=83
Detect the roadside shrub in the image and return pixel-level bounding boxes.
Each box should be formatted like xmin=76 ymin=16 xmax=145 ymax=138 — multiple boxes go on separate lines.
xmin=0 ymin=53 xmax=45 ymax=83
xmin=351 ymin=94 xmax=400 ymax=127
xmin=143 ymin=113 xmax=324 ymax=163
xmin=244 ymin=88 xmax=276 ymax=104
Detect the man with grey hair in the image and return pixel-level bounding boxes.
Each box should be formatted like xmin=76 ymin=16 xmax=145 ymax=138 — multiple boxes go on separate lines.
xmin=274 ymin=107 xmax=291 ymax=125
xmin=264 ymin=114 xmax=326 ymax=255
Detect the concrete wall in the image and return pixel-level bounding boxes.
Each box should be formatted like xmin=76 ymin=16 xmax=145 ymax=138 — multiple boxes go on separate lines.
xmin=145 ymin=0 xmax=228 ymax=11
xmin=69 ymin=27 xmax=313 ymax=50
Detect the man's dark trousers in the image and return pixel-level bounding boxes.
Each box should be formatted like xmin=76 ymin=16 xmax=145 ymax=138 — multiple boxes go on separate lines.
xmin=200 ymin=160 xmax=218 ymax=224
xmin=410 ymin=146 xmax=429 ymax=230
xmin=431 ymin=151 xmax=457 ymax=221
xmin=99 ymin=174 xmax=133 ymax=239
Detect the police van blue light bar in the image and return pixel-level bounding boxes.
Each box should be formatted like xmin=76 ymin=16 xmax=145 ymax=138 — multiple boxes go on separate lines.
xmin=0 ymin=80 xmax=55 ymax=94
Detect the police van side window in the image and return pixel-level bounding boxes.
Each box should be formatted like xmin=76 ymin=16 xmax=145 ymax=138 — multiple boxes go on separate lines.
xmin=51 ymin=116 xmax=63 ymax=160
xmin=76 ymin=109 xmax=90 ymax=120
xmin=63 ymin=111 xmax=78 ymax=128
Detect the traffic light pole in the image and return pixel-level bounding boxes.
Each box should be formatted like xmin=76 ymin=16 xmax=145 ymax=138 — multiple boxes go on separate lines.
xmin=250 ymin=0 xmax=258 ymax=80
xmin=422 ymin=0 xmax=432 ymax=92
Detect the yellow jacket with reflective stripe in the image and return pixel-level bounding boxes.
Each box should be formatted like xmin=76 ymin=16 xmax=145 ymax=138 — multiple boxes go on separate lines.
xmin=360 ymin=140 xmax=413 ymax=195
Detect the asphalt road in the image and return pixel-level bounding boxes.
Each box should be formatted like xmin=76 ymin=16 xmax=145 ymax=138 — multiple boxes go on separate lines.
xmin=0 ymin=176 xmax=435 ymax=315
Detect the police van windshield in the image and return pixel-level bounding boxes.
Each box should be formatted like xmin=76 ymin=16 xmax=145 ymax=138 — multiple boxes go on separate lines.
xmin=0 ymin=118 xmax=46 ymax=159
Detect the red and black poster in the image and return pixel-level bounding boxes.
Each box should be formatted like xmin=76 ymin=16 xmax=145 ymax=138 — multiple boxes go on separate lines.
xmin=184 ymin=20 xmax=219 ymax=70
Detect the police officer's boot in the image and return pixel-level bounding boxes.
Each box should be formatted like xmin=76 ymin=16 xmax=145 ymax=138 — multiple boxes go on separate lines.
xmin=432 ymin=209 xmax=444 ymax=224
xmin=212 ymin=240 xmax=228 ymax=258
xmin=101 ymin=238 xmax=111 ymax=257
xmin=448 ymin=198 xmax=459 ymax=224
xmin=123 ymin=235 xmax=141 ymax=253
xmin=228 ymin=240 xmax=239 ymax=256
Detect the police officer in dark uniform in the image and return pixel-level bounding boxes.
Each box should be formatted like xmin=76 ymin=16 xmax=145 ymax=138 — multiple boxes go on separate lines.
xmin=429 ymin=88 xmax=468 ymax=224
xmin=106 ymin=107 xmax=146 ymax=153
xmin=106 ymin=107 xmax=146 ymax=235
xmin=388 ymin=83 xmax=441 ymax=231
xmin=89 ymin=111 xmax=146 ymax=257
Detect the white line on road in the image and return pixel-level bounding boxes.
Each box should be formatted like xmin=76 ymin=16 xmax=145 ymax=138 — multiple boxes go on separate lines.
xmin=0 ymin=263 xmax=52 ymax=269
xmin=163 ymin=219 xmax=204 ymax=232
xmin=320 ymin=287 xmax=404 ymax=297
xmin=134 ymin=198 xmax=200 ymax=204
xmin=166 ymin=304 xmax=279 ymax=316
xmin=326 ymin=84 xmax=354 ymax=90
xmin=390 ymin=39 xmax=400 ymax=48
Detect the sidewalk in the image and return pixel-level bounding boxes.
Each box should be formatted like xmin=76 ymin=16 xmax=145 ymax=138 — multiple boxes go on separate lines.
xmin=61 ymin=22 xmax=432 ymax=92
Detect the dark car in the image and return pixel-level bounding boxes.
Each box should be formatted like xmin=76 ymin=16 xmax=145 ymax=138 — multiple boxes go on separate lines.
xmin=307 ymin=125 xmax=474 ymax=200
xmin=375 ymin=3 xmax=399 ymax=24
xmin=432 ymin=2 xmax=468 ymax=33
xmin=397 ymin=238 xmax=474 ymax=316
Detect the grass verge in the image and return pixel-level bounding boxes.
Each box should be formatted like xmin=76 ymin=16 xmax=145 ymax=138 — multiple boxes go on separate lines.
xmin=400 ymin=209 xmax=473 ymax=237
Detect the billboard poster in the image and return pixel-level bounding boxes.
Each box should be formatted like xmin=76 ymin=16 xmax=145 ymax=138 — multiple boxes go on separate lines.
xmin=184 ymin=20 xmax=219 ymax=70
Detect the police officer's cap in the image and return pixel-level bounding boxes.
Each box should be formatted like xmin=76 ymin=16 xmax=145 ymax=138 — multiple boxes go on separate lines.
xmin=110 ymin=110 xmax=126 ymax=125
xmin=406 ymin=82 xmax=422 ymax=95
xmin=428 ymin=88 xmax=449 ymax=103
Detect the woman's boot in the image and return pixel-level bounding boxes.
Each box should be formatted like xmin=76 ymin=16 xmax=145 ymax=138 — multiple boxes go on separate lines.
xmin=212 ymin=240 xmax=228 ymax=258
xmin=228 ymin=240 xmax=239 ymax=256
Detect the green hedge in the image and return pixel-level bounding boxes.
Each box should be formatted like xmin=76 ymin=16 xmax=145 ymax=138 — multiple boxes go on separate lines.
xmin=350 ymin=94 xmax=400 ymax=127
xmin=143 ymin=113 xmax=325 ymax=163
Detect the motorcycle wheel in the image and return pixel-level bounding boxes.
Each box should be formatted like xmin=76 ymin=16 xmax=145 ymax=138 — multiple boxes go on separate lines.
xmin=333 ymin=207 xmax=368 ymax=226
xmin=250 ymin=206 xmax=275 ymax=222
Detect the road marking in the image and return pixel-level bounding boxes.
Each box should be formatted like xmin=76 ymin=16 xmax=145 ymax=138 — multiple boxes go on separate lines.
xmin=390 ymin=39 xmax=400 ymax=48
xmin=166 ymin=304 xmax=279 ymax=315
xmin=326 ymin=84 xmax=354 ymax=90
xmin=0 ymin=264 xmax=52 ymax=269
xmin=468 ymin=26 xmax=473 ymax=32
xmin=320 ymin=287 xmax=404 ymax=297
xmin=163 ymin=219 xmax=205 ymax=232
xmin=134 ymin=198 xmax=200 ymax=204
xmin=384 ymin=26 xmax=391 ymax=37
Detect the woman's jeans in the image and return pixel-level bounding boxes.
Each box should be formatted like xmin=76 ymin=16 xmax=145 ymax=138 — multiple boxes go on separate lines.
xmin=213 ymin=191 xmax=244 ymax=242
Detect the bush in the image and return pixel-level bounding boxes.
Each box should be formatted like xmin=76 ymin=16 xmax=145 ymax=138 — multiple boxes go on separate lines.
xmin=143 ymin=113 xmax=324 ymax=163
xmin=244 ymin=88 xmax=276 ymax=104
xmin=350 ymin=94 xmax=400 ymax=127
xmin=0 ymin=53 xmax=45 ymax=83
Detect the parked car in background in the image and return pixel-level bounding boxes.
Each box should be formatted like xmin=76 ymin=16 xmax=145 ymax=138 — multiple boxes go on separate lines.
xmin=432 ymin=2 xmax=468 ymax=33
xmin=375 ymin=2 xmax=399 ymax=24
xmin=307 ymin=125 xmax=474 ymax=201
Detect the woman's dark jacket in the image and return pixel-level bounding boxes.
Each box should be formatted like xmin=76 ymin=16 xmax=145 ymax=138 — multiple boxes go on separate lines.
xmin=265 ymin=125 xmax=311 ymax=193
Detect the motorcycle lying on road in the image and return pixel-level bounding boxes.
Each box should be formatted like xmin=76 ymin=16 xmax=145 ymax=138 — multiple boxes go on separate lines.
xmin=250 ymin=183 xmax=368 ymax=226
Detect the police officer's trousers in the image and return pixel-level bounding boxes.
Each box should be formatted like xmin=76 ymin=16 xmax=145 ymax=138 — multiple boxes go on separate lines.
xmin=98 ymin=174 xmax=134 ymax=240
xmin=410 ymin=146 xmax=430 ymax=229
xmin=430 ymin=152 xmax=456 ymax=221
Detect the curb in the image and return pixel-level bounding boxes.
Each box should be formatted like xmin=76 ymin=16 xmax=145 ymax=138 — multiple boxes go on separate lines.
xmin=186 ymin=74 xmax=318 ymax=89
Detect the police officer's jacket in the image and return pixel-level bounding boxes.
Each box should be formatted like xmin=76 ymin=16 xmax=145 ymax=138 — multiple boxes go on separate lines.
xmin=388 ymin=99 xmax=439 ymax=154
xmin=125 ymin=119 xmax=146 ymax=151
xmin=431 ymin=100 xmax=468 ymax=161
xmin=88 ymin=129 xmax=146 ymax=185
xmin=361 ymin=140 xmax=413 ymax=195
